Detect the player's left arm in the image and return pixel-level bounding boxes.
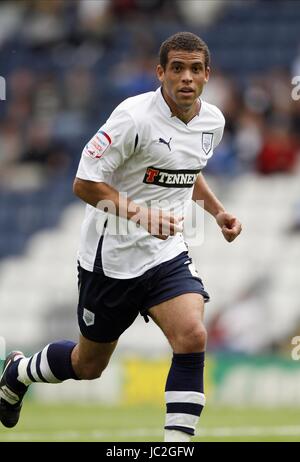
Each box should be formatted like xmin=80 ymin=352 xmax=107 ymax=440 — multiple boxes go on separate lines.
xmin=192 ymin=173 xmax=242 ymax=242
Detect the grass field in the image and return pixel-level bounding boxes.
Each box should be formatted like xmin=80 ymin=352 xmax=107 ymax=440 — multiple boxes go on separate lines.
xmin=0 ymin=402 xmax=300 ymax=442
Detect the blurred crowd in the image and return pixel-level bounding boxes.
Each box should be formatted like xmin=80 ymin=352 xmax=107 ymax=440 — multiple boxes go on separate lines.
xmin=203 ymin=68 xmax=300 ymax=176
xmin=0 ymin=1 xmax=299 ymax=357
xmin=0 ymin=0 xmax=300 ymax=192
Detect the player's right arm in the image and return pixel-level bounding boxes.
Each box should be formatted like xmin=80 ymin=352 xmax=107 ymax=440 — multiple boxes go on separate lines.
xmin=74 ymin=109 xmax=182 ymax=239
xmin=73 ymin=178 xmax=182 ymax=239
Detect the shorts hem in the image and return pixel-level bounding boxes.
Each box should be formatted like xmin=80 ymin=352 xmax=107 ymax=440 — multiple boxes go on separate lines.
xmin=79 ymin=328 xmax=120 ymax=344
xmin=143 ymin=289 xmax=210 ymax=314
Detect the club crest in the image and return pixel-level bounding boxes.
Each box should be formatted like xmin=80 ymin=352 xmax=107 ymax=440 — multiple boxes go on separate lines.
xmin=202 ymin=132 xmax=214 ymax=155
xmin=83 ymin=308 xmax=95 ymax=326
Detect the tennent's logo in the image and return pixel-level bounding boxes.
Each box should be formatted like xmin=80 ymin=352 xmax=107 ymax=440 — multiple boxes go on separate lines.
xmin=0 ymin=76 xmax=6 ymax=101
xmin=143 ymin=167 xmax=201 ymax=188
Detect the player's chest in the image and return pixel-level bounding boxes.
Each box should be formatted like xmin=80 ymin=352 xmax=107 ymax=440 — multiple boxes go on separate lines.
xmin=139 ymin=120 xmax=214 ymax=170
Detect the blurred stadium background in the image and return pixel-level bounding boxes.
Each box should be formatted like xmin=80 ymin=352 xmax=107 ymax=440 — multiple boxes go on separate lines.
xmin=1 ymin=0 xmax=300 ymax=442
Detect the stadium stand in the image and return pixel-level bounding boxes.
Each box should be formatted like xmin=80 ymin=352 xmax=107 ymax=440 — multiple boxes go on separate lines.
xmin=0 ymin=0 xmax=300 ymax=356
xmin=0 ymin=172 xmax=299 ymax=356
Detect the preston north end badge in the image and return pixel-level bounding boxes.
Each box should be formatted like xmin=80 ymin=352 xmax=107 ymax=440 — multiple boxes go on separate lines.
xmin=202 ymin=132 xmax=214 ymax=155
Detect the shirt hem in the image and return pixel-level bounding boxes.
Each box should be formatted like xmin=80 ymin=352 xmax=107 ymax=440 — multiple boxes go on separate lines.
xmin=78 ymin=244 xmax=187 ymax=279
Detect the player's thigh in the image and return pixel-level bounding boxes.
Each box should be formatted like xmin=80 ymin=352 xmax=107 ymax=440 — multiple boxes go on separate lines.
xmin=148 ymin=293 xmax=206 ymax=351
xmin=77 ymin=265 xmax=140 ymax=343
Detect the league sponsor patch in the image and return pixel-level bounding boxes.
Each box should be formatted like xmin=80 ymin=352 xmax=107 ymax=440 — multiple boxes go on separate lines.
xmin=83 ymin=130 xmax=112 ymax=159
xmin=143 ymin=166 xmax=201 ymax=188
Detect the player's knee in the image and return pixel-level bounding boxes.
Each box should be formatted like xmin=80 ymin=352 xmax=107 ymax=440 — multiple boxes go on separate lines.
xmin=76 ymin=364 xmax=103 ymax=380
xmin=173 ymin=325 xmax=207 ymax=353
xmin=83 ymin=369 xmax=102 ymax=380
xmin=75 ymin=358 xmax=110 ymax=380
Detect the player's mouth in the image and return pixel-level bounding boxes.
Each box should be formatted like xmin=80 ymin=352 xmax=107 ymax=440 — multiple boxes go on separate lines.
xmin=178 ymin=87 xmax=194 ymax=96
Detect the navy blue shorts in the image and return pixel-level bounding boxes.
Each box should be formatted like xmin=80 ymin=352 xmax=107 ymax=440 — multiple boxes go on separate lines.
xmin=77 ymin=251 xmax=210 ymax=343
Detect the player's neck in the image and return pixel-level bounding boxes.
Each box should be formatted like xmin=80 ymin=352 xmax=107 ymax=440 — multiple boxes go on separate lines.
xmin=162 ymin=88 xmax=200 ymax=125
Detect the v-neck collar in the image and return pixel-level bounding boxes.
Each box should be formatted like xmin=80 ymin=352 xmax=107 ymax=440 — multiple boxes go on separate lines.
xmin=155 ymin=87 xmax=202 ymax=126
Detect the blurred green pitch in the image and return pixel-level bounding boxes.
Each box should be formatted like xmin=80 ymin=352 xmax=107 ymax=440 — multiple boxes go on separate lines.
xmin=0 ymin=403 xmax=300 ymax=442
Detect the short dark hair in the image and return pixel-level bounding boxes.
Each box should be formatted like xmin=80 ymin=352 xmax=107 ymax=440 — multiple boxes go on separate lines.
xmin=159 ymin=32 xmax=210 ymax=69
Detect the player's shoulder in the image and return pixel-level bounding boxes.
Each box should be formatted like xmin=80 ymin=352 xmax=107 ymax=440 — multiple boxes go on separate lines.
xmin=201 ymin=100 xmax=225 ymax=127
xmin=113 ymin=91 xmax=156 ymax=122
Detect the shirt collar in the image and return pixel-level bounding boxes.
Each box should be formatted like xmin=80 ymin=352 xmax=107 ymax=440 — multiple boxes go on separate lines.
xmin=155 ymin=86 xmax=202 ymax=121
xmin=155 ymin=87 xmax=172 ymax=117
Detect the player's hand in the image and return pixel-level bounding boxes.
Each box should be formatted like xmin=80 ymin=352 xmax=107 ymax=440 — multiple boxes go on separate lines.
xmin=215 ymin=211 xmax=242 ymax=242
xmin=154 ymin=211 xmax=183 ymax=240
xmin=139 ymin=207 xmax=183 ymax=240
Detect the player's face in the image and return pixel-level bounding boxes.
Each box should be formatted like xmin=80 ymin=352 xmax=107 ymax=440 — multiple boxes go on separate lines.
xmin=156 ymin=50 xmax=210 ymax=111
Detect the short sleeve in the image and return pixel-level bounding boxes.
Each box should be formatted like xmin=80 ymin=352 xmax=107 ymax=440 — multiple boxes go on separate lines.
xmin=212 ymin=112 xmax=225 ymax=149
xmin=76 ymin=109 xmax=137 ymax=183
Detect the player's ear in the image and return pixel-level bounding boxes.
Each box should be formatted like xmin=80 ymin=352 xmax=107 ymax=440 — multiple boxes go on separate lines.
xmin=204 ymin=66 xmax=210 ymax=83
xmin=156 ymin=64 xmax=164 ymax=83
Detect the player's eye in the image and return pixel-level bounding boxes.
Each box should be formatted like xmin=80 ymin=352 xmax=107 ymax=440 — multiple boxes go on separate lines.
xmin=172 ymin=65 xmax=182 ymax=72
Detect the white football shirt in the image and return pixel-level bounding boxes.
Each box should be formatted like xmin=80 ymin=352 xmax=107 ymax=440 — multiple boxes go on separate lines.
xmin=76 ymin=87 xmax=225 ymax=279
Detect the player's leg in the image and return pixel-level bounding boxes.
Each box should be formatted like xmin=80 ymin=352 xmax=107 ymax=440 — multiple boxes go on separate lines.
xmin=71 ymin=335 xmax=117 ymax=379
xmin=0 ymin=335 xmax=117 ymax=428
xmin=0 ymin=263 xmax=140 ymax=428
xmin=148 ymin=293 xmax=206 ymax=442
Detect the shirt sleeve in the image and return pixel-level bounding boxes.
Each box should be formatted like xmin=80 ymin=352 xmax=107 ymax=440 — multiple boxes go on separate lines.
xmin=76 ymin=109 xmax=137 ymax=183
xmin=213 ymin=113 xmax=225 ymax=149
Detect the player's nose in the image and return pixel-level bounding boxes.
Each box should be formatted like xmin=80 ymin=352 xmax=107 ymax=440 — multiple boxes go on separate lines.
xmin=181 ymin=69 xmax=193 ymax=82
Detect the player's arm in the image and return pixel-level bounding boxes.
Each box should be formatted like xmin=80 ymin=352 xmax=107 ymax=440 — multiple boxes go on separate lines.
xmin=73 ymin=178 xmax=182 ymax=239
xmin=75 ymin=109 xmax=182 ymax=239
xmin=192 ymin=173 xmax=242 ymax=242
xmin=73 ymin=178 xmax=143 ymax=223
